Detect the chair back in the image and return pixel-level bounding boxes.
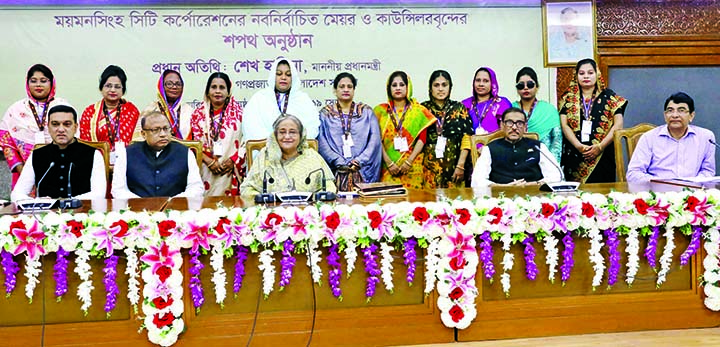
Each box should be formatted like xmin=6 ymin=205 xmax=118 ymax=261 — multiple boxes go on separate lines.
xmin=245 ymin=139 xmax=319 ymax=170
xmin=172 ymin=138 xmax=204 ymax=169
xmin=613 ymin=123 xmax=656 ymax=182
xmin=470 ymin=131 xmax=539 ymax=166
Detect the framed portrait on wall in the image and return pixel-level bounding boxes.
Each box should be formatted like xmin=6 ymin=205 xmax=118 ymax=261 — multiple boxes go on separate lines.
xmin=542 ymin=0 xmax=597 ymax=67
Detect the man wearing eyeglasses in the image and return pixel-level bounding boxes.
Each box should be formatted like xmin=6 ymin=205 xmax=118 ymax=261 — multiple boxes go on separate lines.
xmin=112 ymin=112 xmax=203 ymax=198
xmin=626 ymin=92 xmax=715 ymax=183
xmin=471 ymin=107 xmax=562 ymax=187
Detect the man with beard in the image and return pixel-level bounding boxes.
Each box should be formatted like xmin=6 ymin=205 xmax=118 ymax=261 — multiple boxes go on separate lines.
xmin=471 ymin=107 xmax=561 ymax=187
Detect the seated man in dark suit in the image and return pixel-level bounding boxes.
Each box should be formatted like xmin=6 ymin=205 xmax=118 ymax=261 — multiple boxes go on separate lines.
xmin=112 ymin=111 xmax=203 ymax=198
xmin=11 ymin=105 xmax=106 ymax=201
xmin=471 ymin=107 xmax=562 ymax=187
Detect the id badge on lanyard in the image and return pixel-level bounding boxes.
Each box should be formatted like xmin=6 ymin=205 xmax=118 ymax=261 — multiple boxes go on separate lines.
xmin=435 ymin=136 xmax=447 ymax=158
xmin=394 ymin=136 xmax=409 ymax=152
xmin=581 ymin=120 xmax=592 ymax=142
xmin=110 ymin=141 xmax=124 ymax=165
xmin=34 ymin=132 xmax=46 ymax=145
xmin=342 ymin=134 xmax=354 ymax=158
xmin=213 ymin=142 xmax=224 ymax=157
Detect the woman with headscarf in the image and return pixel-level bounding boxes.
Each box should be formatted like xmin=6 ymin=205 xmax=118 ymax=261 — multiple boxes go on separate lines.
xmin=318 ymin=72 xmax=381 ymax=192
xmin=134 ymin=69 xmax=195 ymax=140
xmin=512 ymin=66 xmax=563 ymax=162
xmin=374 ymin=70 xmax=435 ymax=189
xmin=241 ymin=114 xmax=336 ymax=195
xmin=79 ymin=65 xmax=140 ymax=160
xmin=190 ymin=72 xmax=245 ymax=196
xmin=461 ymin=67 xmax=512 ymax=135
xmin=0 ymin=64 xmax=69 ymax=187
xmin=242 ymin=58 xmax=319 ymax=142
xmin=560 ymin=58 xmax=628 ymax=183
xmin=420 ymin=70 xmax=473 ymax=188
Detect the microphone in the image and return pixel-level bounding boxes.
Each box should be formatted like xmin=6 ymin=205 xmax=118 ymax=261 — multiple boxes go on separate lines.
xmin=534 ymin=145 xmax=579 ymax=192
xmin=36 ymin=162 xmax=55 ymax=198
xmin=304 ymin=168 xmax=336 ymax=201
xmin=254 ymin=170 xmax=276 ymax=203
xmin=709 ymin=139 xmax=720 ymax=149
xmin=59 ymin=162 xmax=82 ymax=209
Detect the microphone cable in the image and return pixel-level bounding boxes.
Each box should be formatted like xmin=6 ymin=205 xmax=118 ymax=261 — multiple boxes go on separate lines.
xmin=245 ymin=270 xmax=263 ymax=347
xmin=306 ymin=245 xmax=317 ymax=347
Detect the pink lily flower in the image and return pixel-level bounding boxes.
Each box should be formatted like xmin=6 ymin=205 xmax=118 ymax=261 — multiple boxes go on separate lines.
xmin=11 ymin=219 xmax=46 ymax=260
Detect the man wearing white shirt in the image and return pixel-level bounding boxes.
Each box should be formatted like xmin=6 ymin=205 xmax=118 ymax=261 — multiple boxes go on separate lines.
xmin=11 ymin=105 xmax=106 ymax=201
xmin=112 ymin=112 xmax=203 ymax=199
xmin=472 ymin=107 xmax=562 ymax=188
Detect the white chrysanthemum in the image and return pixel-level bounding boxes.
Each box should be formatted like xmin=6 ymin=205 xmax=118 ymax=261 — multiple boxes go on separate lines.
xmin=210 ymin=247 xmax=226 ymax=306
xmin=704 ymin=298 xmax=720 ymax=311
xmin=625 ymin=228 xmax=640 ymax=286
xmin=258 ymin=249 xmax=275 ymax=296
xmin=588 ymin=228 xmax=605 ymax=288
xmin=23 ymin=255 xmax=42 ymax=302
xmin=344 ymin=240 xmax=358 ymax=276
xmin=145 ymin=315 xmax=184 ymax=347
xmin=380 ymin=242 xmax=394 ymax=292
xmin=75 ymin=249 xmax=94 ymax=313
xmin=657 ymin=226 xmax=676 ymax=287
xmin=544 ymin=234 xmax=559 ymax=283
xmin=306 ymin=242 xmax=323 ymax=284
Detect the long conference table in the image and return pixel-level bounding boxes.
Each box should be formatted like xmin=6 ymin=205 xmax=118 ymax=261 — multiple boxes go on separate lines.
xmin=0 ymin=182 xmax=718 ymax=346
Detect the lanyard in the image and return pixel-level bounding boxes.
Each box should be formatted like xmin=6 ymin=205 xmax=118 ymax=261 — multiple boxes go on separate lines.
xmin=210 ymin=106 xmax=225 ymax=141
xmin=28 ymin=100 xmax=49 ymax=131
xmin=433 ymin=101 xmax=450 ymax=136
xmin=103 ymin=103 xmax=122 ymax=143
xmin=474 ymin=100 xmax=492 ymax=125
xmin=275 ymin=92 xmax=289 ymax=114
xmin=337 ymin=101 xmax=355 ymax=136
xmin=159 ymin=101 xmax=182 ymax=138
xmin=520 ymin=99 xmax=538 ymax=120
xmin=389 ymin=103 xmax=409 ymax=133
xmin=582 ymin=95 xmax=594 ymax=121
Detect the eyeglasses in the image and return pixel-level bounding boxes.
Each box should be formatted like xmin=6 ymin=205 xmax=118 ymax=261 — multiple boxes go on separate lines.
xmin=164 ymin=81 xmax=184 ymax=88
xmin=502 ymin=120 xmax=526 ymax=128
xmin=143 ymin=127 xmax=171 ymax=134
xmin=277 ymin=130 xmax=299 ymax=138
xmin=515 ymin=81 xmax=536 ymax=90
xmin=103 ymin=83 xmax=123 ymax=90
xmin=664 ymin=107 xmax=690 ymax=116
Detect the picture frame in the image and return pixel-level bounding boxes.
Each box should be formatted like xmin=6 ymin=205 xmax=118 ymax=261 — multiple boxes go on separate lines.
xmin=542 ymin=0 xmax=597 ymax=67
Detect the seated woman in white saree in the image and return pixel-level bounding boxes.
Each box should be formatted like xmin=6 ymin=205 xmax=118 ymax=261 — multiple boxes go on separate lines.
xmin=241 ymin=114 xmax=336 ymax=196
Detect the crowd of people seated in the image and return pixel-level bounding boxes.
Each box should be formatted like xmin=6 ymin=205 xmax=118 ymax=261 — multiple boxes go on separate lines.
xmin=2 ymin=57 xmax=714 ymax=202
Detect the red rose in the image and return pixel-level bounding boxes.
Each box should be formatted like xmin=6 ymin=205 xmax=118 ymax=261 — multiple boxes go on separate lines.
xmin=153 ymin=312 xmax=175 ymax=328
xmin=412 ymin=206 xmax=430 ymax=224
xmin=152 ymin=296 xmax=174 ymax=310
xmin=449 ymin=256 xmax=466 ymax=271
xmin=9 ymin=220 xmax=26 ymax=232
xmin=436 ymin=213 xmax=451 ymax=226
xmin=325 ymin=212 xmax=340 ymax=230
xmin=214 ymin=217 xmax=231 ymax=235
xmin=685 ymin=196 xmax=700 ymax=211
xmin=110 ymin=220 xmax=129 ymax=237
xmin=157 ymin=220 xmax=176 ymax=238
xmin=449 ymin=304 xmax=465 ymax=323
xmin=66 ymin=220 xmax=84 ymax=237
xmin=581 ymin=202 xmax=595 ymax=218
xmin=448 ymin=287 xmax=465 ymax=301
xmin=155 ymin=266 xmax=172 ymax=283
xmin=541 ymin=203 xmax=555 ymax=218
xmin=488 ymin=207 xmax=503 ymax=225
xmin=633 ymin=199 xmax=649 ymax=215
xmin=265 ymin=213 xmax=283 ymax=227
xmin=367 ymin=211 xmax=382 ymax=229
xmin=456 ymin=208 xmax=471 ymax=225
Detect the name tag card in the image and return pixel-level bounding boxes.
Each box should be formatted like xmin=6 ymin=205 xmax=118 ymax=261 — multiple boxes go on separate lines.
xmin=213 ymin=142 xmax=224 ymax=157
xmin=34 ymin=132 xmax=46 ymax=145
xmin=435 ymin=136 xmax=447 ymax=158
xmin=394 ymin=136 xmax=409 ymax=152
xmin=581 ymin=120 xmax=592 ymax=142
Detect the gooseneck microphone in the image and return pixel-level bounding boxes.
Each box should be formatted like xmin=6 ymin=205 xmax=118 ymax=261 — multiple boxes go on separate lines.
xmin=304 ymin=168 xmax=336 ymax=201
xmin=534 ymin=145 xmax=579 ymax=192
xmin=254 ymin=170 xmax=276 ymax=203
xmin=709 ymin=138 xmax=720 ymax=149
xmin=36 ymin=162 xmax=55 ymax=198
xmin=59 ymin=162 xmax=82 ymax=209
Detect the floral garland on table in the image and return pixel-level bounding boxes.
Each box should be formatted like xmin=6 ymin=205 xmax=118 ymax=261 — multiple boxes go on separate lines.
xmin=1 ymin=190 xmax=720 ymax=346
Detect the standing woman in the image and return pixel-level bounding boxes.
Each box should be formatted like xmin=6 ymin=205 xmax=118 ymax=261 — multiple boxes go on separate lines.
xmin=79 ymin=65 xmax=140 ymax=159
xmin=135 ymin=69 xmax=195 ymax=140
xmin=190 ymin=72 xmax=245 ymax=196
xmin=0 ymin=64 xmax=69 ymax=187
xmin=318 ymin=72 xmax=381 ymax=191
xmin=374 ymin=71 xmax=435 ymax=189
xmin=461 ymin=67 xmax=512 ymax=135
xmin=560 ymin=58 xmax=628 ymax=183
xmin=420 ymin=70 xmax=473 ymax=188
xmin=512 ymin=67 xmax=563 ymax=162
